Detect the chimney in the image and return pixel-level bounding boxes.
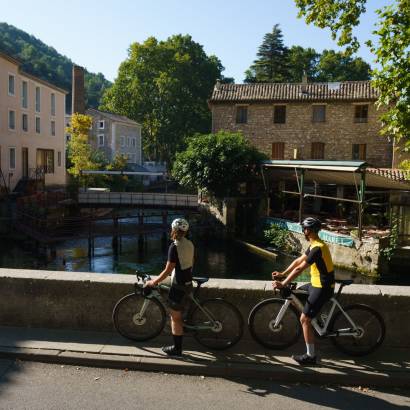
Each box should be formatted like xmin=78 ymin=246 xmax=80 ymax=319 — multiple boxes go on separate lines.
xmin=72 ymin=65 xmax=85 ymax=114
xmin=215 ymin=79 xmax=221 ymax=90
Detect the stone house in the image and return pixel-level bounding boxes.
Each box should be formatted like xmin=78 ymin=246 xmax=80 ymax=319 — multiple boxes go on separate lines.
xmin=209 ymin=80 xmax=395 ymax=167
xmin=0 ymin=51 xmax=67 ymax=192
xmin=86 ymin=108 xmax=142 ymax=167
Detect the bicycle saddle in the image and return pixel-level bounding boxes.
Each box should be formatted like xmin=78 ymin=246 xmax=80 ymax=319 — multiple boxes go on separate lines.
xmin=193 ymin=277 xmax=209 ymax=284
xmin=336 ymin=280 xmax=354 ymax=286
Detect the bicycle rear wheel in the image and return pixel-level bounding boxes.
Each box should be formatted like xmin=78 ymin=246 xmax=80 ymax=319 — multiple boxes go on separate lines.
xmin=248 ymin=298 xmax=301 ymax=349
xmin=329 ymin=304 xmax=385 ymax=356
xmin=188 ymin=299 xmax=244 ymax=350
xmin=113 ymin=293 xmax=166 ymax=341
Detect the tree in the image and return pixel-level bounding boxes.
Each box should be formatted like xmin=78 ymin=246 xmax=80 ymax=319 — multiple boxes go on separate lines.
xmin=105 ymin=154 xmax=129 ymax=191
xmin=287 ymin=46 xmax=319 ymax=82
xmin=245 ymin=24 xmax=289 ymax=83
xmin=100 ymin=35 xmax=227 ymax=164
xmin=172 ymin=131 xmax=267 ymax=198
xmin=294 ymin=0 xmax=410 ymax=157
xmin=316 ymin=50 xmax=370 ymax=81
xmin=66 ymin=114 xmax=107 ymax=185
xmin=245 ymin=25 xmax=371 ymax=83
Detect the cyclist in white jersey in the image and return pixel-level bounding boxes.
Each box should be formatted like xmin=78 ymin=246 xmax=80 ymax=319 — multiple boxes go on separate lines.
xmin=146 ymin=218 xmax=194 ymax=357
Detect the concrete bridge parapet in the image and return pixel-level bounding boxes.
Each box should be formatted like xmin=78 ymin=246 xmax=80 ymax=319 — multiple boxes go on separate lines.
xmin=0 ymin=268 xmax=408 ymax=349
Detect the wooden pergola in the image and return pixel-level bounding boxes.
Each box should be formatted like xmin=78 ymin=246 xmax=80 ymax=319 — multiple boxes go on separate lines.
xmin=261 ymin=160 xmax=410 ymax=240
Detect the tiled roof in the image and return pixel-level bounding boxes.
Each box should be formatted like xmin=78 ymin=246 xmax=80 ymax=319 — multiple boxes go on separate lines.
xmin=86 ymin=108 xmax=140 ymax=126
xmin=209 ymin=81 xmax=379 ymax=103
xmin=367 ymin=168 xmax=410 ymax=183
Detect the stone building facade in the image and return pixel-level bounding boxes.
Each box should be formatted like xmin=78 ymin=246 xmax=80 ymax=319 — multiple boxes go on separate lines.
xmin=0 ymin=51 xmax=67 ymax=191
xmin=209 ymin=81 xmax=393 ymax=167
xmin=86 ymin=108 xmax=142 ymax=166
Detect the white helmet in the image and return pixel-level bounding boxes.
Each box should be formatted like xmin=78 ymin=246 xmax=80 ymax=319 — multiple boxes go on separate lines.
xmin=171 ymin=218 xmax=189 ymax=232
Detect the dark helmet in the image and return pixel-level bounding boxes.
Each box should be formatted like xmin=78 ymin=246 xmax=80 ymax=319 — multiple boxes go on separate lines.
xmin=301 ymin=217 xmax=322 ymax=232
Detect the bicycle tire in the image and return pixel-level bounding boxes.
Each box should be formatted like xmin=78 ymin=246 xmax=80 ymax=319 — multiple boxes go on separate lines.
xmin=188 ymin=299 xmax=244 ymax=350
xmin=329 ymin=304 xmax=386 ymax=356
xmin=248 ymin=298 xmax=301 ymax=349
xmin=112 ymin=293 xmax=167 ymax=341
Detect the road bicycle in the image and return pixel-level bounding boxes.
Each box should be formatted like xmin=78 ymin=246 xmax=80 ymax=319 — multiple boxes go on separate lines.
xmin=113 ymin=272 xmax=244 ymax=350
xmin=248 ymin=280 xmax=385 ymax=356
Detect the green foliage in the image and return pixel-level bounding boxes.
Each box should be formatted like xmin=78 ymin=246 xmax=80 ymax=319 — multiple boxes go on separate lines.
xmin=100 ymin=35 xmax=228 ymax=163
xmin=263 ymin=224 xmax=290 ymax=251
xmin=105 ymin=154 xmax=129 ymax=191
xmin=245 ymin=24 xmax=289 ymax=82
xmin=66 ymin=114 xmax=107 ymax=185
xmin=0 ymin=22 xmax=111 ymax=108
xmin=381 ymin=211 xmax=401 ymax=260
xmin=294 ymin=0 xmax=410 ymax=154
xmin=245 ymin=24 xmax=370 ymax=83
xmin=172 ymin=131 xmax=267 ymax=198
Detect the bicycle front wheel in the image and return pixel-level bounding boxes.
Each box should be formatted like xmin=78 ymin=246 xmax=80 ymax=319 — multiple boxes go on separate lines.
xmin=188 ymin=299 xmax=244 ymax=350
xmin=329 ymin=304 xmax=385 ymax=356
xmin=248 ymin=298 xmax=301 ymax=349
xmin=112 ymin=293 xmax=166 ymax=341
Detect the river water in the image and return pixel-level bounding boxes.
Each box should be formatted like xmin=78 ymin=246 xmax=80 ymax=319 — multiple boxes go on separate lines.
xmin=0 ymin=232 xmax=384 ymax=285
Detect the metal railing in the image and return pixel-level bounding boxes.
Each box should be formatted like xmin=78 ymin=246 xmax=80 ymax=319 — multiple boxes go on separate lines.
xmin=78 ymin=192 xmax=198 ymax=208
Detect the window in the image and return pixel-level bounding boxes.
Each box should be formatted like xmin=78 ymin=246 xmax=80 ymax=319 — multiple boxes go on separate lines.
xmin=51 ymin=120 xmax=56 ymax=136
xmin=311 ymin=142 xmax=325 ymax=159
xmin=22 ymin=114 xmax=28 ymax=132
xmin=273 ymin=105 xmax=286 ymax=124
xmin=36 ymin=149 xmax=54 ymax=173
xmin=98 ymin=134 xmax=105 ymax=146
xmin=120 ymin=136 xmax=125 ymax=147
xmin=132 ymin=137 xmax=136 ymax=148
xmin=127 ymin=136 xmax=131 ymax=147
xmin=98 ymin=120 xmax=105 ymax=129
xmin=9 ymin=148 xmax=16 ymax=170
xmin=354 ymin=105 xmax=368 ymax=123
xmin=312 ymin=105 xmax=326 ymax=123
xmin=21 ymin=81 xmax=28 ymax=108
xmin=271 ymin=142 xmax=285 ymax=160
xmin=235 ymin=106 xmax=248 ymax=124
xmin=35 ymin=87 xmax=41 ymax=112
xmin=51 ymin=93 xmax=56 ymax=116
xmin=8 ymin=74 xmax=15 ymax=96
xmin=57 ymin=151 xmax=62 ymax=167
xmin=352 ymin=144 xmax=366 ymax=160
xmin=35 ymin=116 xmax=41 ymax=133
xmin=8 ymin=110 xmax=16 ymax=130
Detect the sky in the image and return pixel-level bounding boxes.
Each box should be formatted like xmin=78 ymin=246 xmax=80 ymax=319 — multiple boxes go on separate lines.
xmin=1 ymin=0 xmax=391 ymax=83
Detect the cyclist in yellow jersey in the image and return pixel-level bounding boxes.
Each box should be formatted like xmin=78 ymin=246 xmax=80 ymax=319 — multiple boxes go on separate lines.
xmin=272 ymin=217 xmax=335 ymax=366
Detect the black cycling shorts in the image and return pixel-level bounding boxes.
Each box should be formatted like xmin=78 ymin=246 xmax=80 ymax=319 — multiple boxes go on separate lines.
xmin=167 ymin=284 xmax=192 ymax=312
xmin=298 ymin=283 xmax=334 ymax=318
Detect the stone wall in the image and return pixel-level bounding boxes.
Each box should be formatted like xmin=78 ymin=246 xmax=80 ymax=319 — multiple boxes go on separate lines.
xmin=0 ymin=269 xmax=408 ymax=349
xmin=211 ymin=102 xmax=392 ymax=167
xmin=287 ymin=230 xmax=381 ymax=275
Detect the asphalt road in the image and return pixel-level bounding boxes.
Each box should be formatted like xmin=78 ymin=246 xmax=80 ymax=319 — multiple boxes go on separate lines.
xmin=0 ymin=359 xmax=409 ymax=410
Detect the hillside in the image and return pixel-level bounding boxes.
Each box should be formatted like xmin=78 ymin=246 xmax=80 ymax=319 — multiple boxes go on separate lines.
xmin=0 ymin=22 xmax=111 ymax=110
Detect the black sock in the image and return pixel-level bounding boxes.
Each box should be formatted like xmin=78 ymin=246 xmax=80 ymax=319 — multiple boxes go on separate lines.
xmin=173 ymin=335 xmax=183 ymax=351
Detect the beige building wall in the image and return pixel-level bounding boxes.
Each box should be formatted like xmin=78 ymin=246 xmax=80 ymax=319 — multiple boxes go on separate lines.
xmin=0 ymin=53 xmax=66 ymax=190
xmin=211 ymin=101 xmax=393 ymax=167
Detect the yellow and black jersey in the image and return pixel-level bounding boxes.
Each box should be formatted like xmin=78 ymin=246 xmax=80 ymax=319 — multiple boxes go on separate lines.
xmin=305 ymin=239 xmax=335 ymax=289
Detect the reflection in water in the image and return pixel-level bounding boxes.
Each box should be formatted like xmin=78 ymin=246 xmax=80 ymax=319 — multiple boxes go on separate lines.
xmin=0 ymin=235 xmax=401 ymax=284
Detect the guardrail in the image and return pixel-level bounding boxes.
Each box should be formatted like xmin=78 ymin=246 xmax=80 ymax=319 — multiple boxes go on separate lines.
xmin=78 ymin=192 xmax=199 ymax=208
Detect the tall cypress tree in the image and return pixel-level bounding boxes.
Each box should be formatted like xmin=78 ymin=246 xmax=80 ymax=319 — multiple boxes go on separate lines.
xmin=245 ymin=24 xmax=289 ymax=83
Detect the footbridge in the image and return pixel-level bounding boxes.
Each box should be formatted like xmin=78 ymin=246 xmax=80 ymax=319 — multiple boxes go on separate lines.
xmin=78 ymin=191 xmax=199 ymax=210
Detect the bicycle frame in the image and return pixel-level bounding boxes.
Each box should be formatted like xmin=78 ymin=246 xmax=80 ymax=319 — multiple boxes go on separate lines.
xmin=276 ymin=292 xmax=361 ymax=338
xmin=135 ymin=281 xmax=220 ymax=332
